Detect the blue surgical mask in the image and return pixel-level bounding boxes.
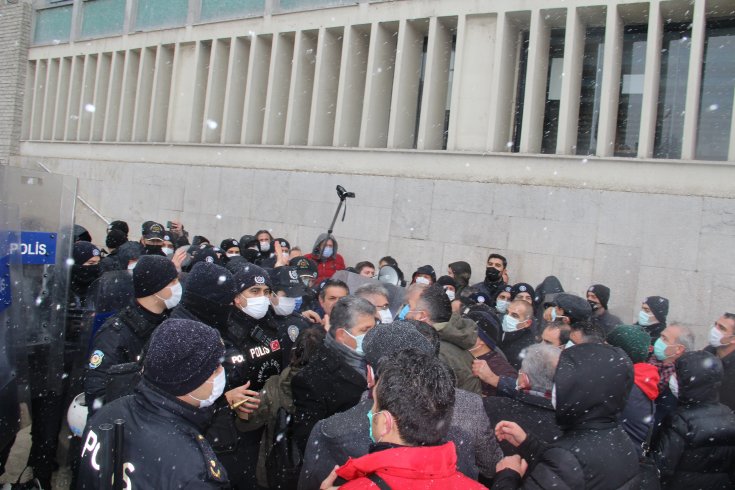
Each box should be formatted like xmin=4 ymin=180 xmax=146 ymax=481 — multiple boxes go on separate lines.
xmin=653 ymin=338 xmax=672 ymax=361
xmin=294 ymin=296 xmax=303 ymax=312
xmin=343 ymin=329 xmax=366 ymax=355
xmin=496 ymin=299 xmax=509 ymax=314
xmin=638 ymin=310 xmax=653 ymax=326
xmin=397 ymin=304 xmax=410 ymax=321
xmin=502 ymin=314 xmax=521 ymax=333
xmin=367 ymin=409 xmax=383 ymax=443
xmin=551 ymin=308 xmax=563 ymax=322
xmin=322 ymin=246 xmax=334 ymax=258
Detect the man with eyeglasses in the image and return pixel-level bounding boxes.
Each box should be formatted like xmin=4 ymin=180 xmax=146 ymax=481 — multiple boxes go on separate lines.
xmin=354 ymin=282 xmax=393 ymax=324
xmin=705 ymin=313 xmax=735 ymax=411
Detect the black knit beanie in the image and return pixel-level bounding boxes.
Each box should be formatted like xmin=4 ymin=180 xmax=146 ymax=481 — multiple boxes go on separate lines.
xmin=133 ymin=255 xmax=178 ymax=298
xmin=588 ymin=284 xmax=611 ymax=310
xmin=73 ymin=241 xmax=100 ymax=265
xmin=644 ymin=296 xmax=669 ymax=323
xmin=106 ymin=229 xmax=128 ymax=250
xmin=185 ymin=262 xmax=237 ymax=306
xmin=233 ymin=263 xmax=272 ymax=293
xmin=143 ymin=319 xmax=224 ymax=396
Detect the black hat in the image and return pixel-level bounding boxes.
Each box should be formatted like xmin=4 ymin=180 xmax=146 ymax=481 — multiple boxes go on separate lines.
xmin=458 ymin=286 xmax=492 ymax=306
xmin=133 ymin=255 xmax=178 ymax=298
xmin=275 ymin=238 xmax=290 ymax=250
xmin=588 ymin=284 xmax=611 ymax=310
xmin=511 ymin=283 xmax=536 ymax=302
xmin=233 ymin=264 xmax=272 ymax=293
xmin=412 ymin=265 xmax=436 ymax=284
xmin=191 ymin=235 xmax=210 ymax=247
xmin=185 ymin=262 xmax=237 ymax=306
xmin=143 ymin=319 xmax=225 ymax=396
xmin=191 ymin=246 xmax=223 ymax=267
xmin=290 ymin=256 xmax=318 ymax=279
xmin=224 ymin=256 xmax=249 ymax=274
xmin=644 ymin=296 xmax=669 ymax=323
xmin=220 ymin=239 xmax=240 ymax=252
xmin=107 ymin=220 xmax=129 ymax=236
xmin=106 ymin=229 xmax=128 ymax=250
xmin=436 ymin=275 xmax=457 ymax=289
xmin=239 ymin=234 xmax=258 ymax=250
xmin=271 ymin=266 xmax=308 ymax=297
xmin=552 ymin=293 xmax=593 ymax=323
xmin=74 ymin=224 xmax=92 ymax=243
xmin=363 ymin=321 xmax=434 ymax=374
xmin=73 ymin=241 xmax=100 ymax=265
xmin=141 ymin=221 xmax=166 ymax=241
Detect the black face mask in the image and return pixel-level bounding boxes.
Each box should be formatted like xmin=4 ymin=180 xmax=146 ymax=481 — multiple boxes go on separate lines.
xmin=485 ymin=267 xmax=502 ymax=283
xmin=143 ymin=244 xmax=165 ymax=256
xmin=71 ymin=263 xmax=101 ymax=286
xmin=242 ymin=249 xmax=259 ymax=263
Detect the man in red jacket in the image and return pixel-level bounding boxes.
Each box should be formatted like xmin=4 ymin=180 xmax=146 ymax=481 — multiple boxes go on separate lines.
xmin=319 ymin=349 xmax=487 ymax=489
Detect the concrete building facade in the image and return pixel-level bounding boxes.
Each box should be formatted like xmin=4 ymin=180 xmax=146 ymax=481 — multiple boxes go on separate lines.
xmin=3 ymin=0 xmax=735 ymax=337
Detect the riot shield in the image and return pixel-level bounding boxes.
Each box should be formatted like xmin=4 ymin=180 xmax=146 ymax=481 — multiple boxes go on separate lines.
xmin=0 ymin=167 xmax=78 ymax=417
xmin=331 ymin=270 xmax=406 ymax=316
xmin=0 ymin=193 xmax=22 ymax=452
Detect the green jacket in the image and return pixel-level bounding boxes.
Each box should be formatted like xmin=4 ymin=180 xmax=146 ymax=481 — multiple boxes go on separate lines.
xmin=434 ymin=313 xmax=482 ymax=395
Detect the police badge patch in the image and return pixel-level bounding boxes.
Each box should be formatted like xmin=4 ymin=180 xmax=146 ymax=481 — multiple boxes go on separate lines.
xmin=89 ymin=350 xmax=104 ymax=369
xmin=287 ymin=325 xmax=299 ymax=342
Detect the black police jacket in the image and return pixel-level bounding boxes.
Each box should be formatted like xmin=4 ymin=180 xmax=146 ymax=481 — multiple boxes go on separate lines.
xmin=205 ymin=308 xmax=284 ymax=453
xmin=273 ymin=311 xmax=315 ymax=366
xmin=77 ymin=379 xmax=228 ymax=489
xmin=84 ymin=304 xmax=166 ymax=410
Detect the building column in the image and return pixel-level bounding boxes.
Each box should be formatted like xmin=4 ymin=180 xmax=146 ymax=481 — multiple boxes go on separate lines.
xmin=519 ymin=9 xmax=550 ymax=154
xmin=638 ymin=0 xmax=663 ymax=158
xmin=681 ymin=0 xmax=706 ymax=160
xmin=556 ymin=7 xmax=585 ymax=155
xmin=596 ymin=4 xmax=623 ymax=157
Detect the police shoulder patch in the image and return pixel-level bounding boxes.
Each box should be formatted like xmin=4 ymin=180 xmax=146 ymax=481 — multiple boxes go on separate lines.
xmin=89 ymin=350 xmax=104 ymax=369
xmin=191 ymin=432 xmax=228 ymax=483
xmin=287 ymin=325 xmax=300 ymax=342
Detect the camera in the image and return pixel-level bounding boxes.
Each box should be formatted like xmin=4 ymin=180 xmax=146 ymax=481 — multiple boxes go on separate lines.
xmin=336 ymin=185 xmax=355 ymax=200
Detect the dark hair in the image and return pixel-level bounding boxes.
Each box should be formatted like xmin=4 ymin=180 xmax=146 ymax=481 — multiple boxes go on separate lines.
xmin=355 ymin=261 xmax=375 ymax=273
xmin=417 ymin=285 xmax=452 ymax=324
xmin=404 ymin=319 xmax=441 ymax=356
xmin=448 ymin=261 xmax=472 ymax=288
xmin=328 ymin=296 xmax=376 ymax=338
xmin=542 ymin=320 xmax=571 ymax=345
xmin=570 ymin=318 xmax=606 ymax=344
xmin=318 ymin=278 xmax=350 ymax=300
xmin=291 ymin=327 xmax=326 ymax=368
xmin=488 ymin=253 xmax=507 ymax=268
xmin=379 ymin=256 xmax=398 ymax=267
xmin=375 ymin=349 xmax=455 ymax=446
xmin=724 ymin=312 xmax=735 ymax=323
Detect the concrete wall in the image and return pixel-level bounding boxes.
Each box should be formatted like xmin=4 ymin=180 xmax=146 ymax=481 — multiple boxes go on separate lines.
xmin=0 ymin=2 xmax=32 ymax=164
xmin=12 ymin=148 xmax=735 ymax=344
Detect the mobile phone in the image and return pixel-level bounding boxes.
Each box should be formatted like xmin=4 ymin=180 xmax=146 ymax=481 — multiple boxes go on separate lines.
xmin=166 ymin=220 xmax=173 ymax=229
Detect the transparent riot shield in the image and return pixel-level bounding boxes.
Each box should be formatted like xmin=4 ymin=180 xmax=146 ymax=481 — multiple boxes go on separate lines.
xmin=0 ymin=166 xmax=78 ymax=422
xmin=331 ymin=270 xmax=407 ymax=317
xmin=0 ymin=194 xmax=22 ymax=452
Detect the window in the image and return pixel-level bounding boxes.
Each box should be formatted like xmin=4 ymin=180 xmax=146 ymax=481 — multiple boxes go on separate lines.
xmin=81 ymin=0 xmax=125 ymax=39
xmin=576 ymin=27 xmax=605 ymax=155
xmin=33 ymin=4 xmax=72 ymax=45
xmin=135 ymin=0 xmax=188 ymax=31
xmin=541 ymin=29 xmax=566 ymax=153
xmin=200 ymin=0 xmax=265 ymax=23
xmin=614 ymin=25 xmax=647 ymax=157
xmin=511 ymin=31 xmax=530 ymax=153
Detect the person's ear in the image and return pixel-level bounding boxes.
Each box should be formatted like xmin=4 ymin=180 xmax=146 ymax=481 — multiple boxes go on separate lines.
xmin=366 ymin=365 xmax=375 ymax=389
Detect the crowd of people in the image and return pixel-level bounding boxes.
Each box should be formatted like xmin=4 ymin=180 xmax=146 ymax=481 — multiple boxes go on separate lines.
xmin=3 ymin=218 xmax=735 ymax=489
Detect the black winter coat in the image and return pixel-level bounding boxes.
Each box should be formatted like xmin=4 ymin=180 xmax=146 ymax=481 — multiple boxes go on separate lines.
xmin=483 ymin=392 xmax=561 ymax=456
xmin=653 ymin=351 xmax=735 ymax=489
xmin=705 ymin=346 xmax=735 ymax=412
xmin=77 ymin=380 xmax=228 ymax=489
xmin=494 ymin=343 xmax=641 ymax=489
xmin=274 ymin=311 xmax=317 ymax=367
xmin=291 ymin=340 xmax=366 ymax=452
xmin=84 ymin=304 xmax=166 ymax=409
xmin=500 ymin=328 xmax=536 ymax=370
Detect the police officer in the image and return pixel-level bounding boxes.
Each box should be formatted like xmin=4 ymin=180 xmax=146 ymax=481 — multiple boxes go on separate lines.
xmin=271 ymin=266 xmax=315 ymax=366
xmin=77 ymin=319 xmax=231 ymax=489
xmin=209 ymin=264 xmax=283 ymax=489
xmin=84 ymin=255 xmax=181 ymax=411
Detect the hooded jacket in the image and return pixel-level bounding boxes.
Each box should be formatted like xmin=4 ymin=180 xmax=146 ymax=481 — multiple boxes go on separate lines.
xmin=304 ymin=233 xmax=346 ymax=284
xmin=334 ymin=442 xmax=487 ymax=490
xmin=434 ymin=313 xmax=482 ymax=394
xmin=653 ymin=351 xmax=735 ymax=489
xmin=620 ymin=363 xmax=659 ymax=452
xmin=494 ymin=343 xmax=641 ymax=490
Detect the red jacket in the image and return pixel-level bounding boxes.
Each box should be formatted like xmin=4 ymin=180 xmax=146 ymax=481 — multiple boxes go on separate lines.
xmin=336 ymin=442 xmax=488 ymax=489
xmin=304 ymin=253 xmax=345 ymax=284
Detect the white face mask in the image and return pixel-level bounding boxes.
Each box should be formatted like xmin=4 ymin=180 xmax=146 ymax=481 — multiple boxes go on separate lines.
xmin=669 ymin=375 xmax=679 ymax=398
xmin=709 ymin=326 xmax=726 ymax=348
xmin=273 ymin=296 xmax=296 ymax=316
xmin=155 ymin=282 xmax=182 ymax=309
xmin=162 ymin=247 xmax=174 ymax=257
xmin=378 ymin=309 xmax=393 ymax=325
xmin=260 ymin=241 xmax=271 ymax=252
xmin=415 ymin=276 xmax=431 ymax=285
xmin=445 ymin=289 xmax=456 ymax=301
xmin=551 ymin=384 xmax=557 ymax=409
xmin=242 ymin=295 xmax=270 ymax=320
xmin=127 ymin=261 xmax=137 ymax=271
xmin=188 ymin=369 xmax=226 ymax=408
xmin=226 ymin=252 xmax=240 ymax=258
xmin=564 ymin=340 xmax=575 ymax=349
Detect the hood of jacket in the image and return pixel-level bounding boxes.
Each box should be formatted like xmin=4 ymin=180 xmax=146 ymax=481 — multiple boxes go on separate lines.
xmin=633 ymin=363 xmax=660 ymax=401
xmin=336 ymin=441 xmax=459 ymax=482
xmin=554 ymin=343 xmax=633 ymax=430
xmin=534 ymin=275 xmax=564 ymax=305
xmin=434 ymin=312 xmax=478 ymax=350
xmin=311 ymin=233 xmax=338 ymax=261
xmin=676 ymin=350 xmax=723 ymax=406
